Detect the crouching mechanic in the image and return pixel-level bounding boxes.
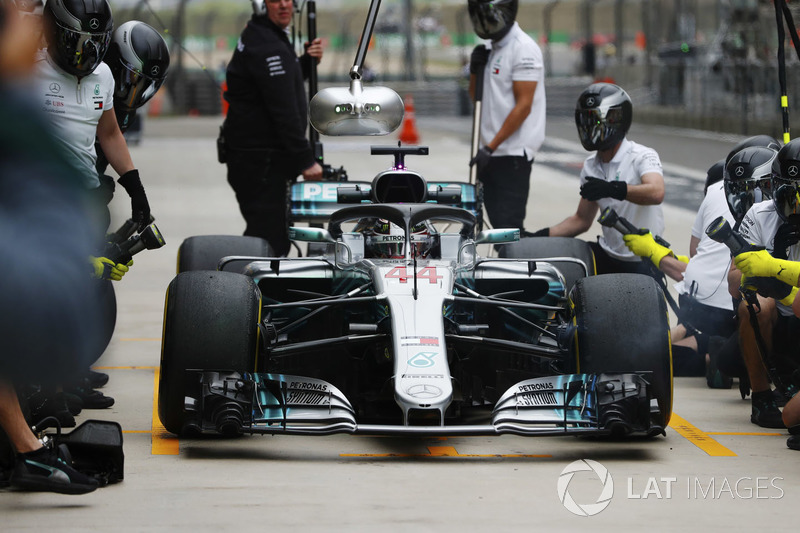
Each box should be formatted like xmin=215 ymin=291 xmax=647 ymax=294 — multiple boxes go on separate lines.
xmin=729 ymin=138 xmax=800 ymax=429
xmin=530 ymin=83 xmax=665 ymax=276
xmin=622 ymin=159 xmax=736 ymax=381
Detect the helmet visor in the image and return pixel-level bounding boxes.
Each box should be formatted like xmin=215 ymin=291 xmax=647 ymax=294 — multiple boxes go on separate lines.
xmin=53 ymin=20 xmax=111 ymax=76
xmin=113 ymin=58 xmax=166 ymax=110
xmin=575 ymin=107 xmax=625 ymax=151
xmin=773 ymin=178 xmax=800 ymax=222
xmin=725 ymin=178 xmax=763 ymax=222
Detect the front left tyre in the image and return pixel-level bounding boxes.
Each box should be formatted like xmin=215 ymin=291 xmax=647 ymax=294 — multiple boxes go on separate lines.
xmin=158 ymin=270 xmax=261 ymax=435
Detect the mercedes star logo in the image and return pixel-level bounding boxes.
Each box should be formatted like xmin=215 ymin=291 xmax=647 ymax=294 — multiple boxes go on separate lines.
xmin=586 ymin=96 xmax=595 ymax=107
xmin=735 ymin=166 xmax=745 ymax=177
xmin=406 ymin=384 xmax=442 ymax=399
xmin=49 ymin=82 xmax=60 ymax=93
xmin=789 ymin=165 xmax=799 ymax=177
xmin=89 ymin=18 xmax=100 ymax=30
xmin=150 ymin=65 xmax=160 ymax=76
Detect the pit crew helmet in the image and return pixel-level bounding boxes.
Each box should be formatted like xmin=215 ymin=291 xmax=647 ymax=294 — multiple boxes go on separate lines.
xmin=104 ymin=21 xmax=170 ymax=112
xmin=724 ymin=134 xmax=781 ymax=198
xmin=724 ymin=146 xmax=777 ymax=224
xmin=704 ymin=159 xmax=725 ymax=196
xmin=43 ymin=0 xmax=113 ymax=77
xmin=467 ymin=0 xmax=517 ymax=41
xmin=364 ymin=219 xmax=435 ymax=259
xmin=771 ymin=138 xmax=800 ymax=224
xmin=574 ymin=83 xmax=632 ymax=152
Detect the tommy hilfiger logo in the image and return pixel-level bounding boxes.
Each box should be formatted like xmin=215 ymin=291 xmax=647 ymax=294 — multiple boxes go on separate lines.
xmin=94 ymin=101 xmax=103 ymax=110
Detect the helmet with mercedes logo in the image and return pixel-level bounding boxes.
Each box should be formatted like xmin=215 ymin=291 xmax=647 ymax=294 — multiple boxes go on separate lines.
xmin=104 ymin=21 xmax=170 ymax=112
xmin=574 ymin=82 xmax=633 ymax=152
xmin=724 ymin=145 xmax=777 ymax=223
xmin=772 ymin=138 xmax=800 ymax=223
xmin=43 ymin=0 xmax=113 ymax=77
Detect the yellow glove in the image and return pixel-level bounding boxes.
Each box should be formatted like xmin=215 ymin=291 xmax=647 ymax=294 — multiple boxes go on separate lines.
xmin=675 ymin=254 xmax=690 ymax=264
xmin=622 ymin=232 xmax=673 ymax=268
xmin=734 ymin=249 xmax=800 ymax=287
xmin=780 ymin=287 xmax=798 ymax=306
xmin=90 ymin=256 xmax=132 ymax=282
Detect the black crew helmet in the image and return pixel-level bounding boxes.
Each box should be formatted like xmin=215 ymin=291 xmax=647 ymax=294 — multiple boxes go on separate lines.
xmin=724 ymin=146 xmax=777 ymax=224
xmin=467 ymin=0 xmax=517 ymax=41
xmin=574 ymin=82 xmax=633 ymax=152
xmin=771 ymin=138 xmax=800 ymax=224
xmin=43 ymin=0 xmax=113 ymax=77
xmin=704 ymin=159 xmax=725 ymax=196
xmin=104 ymin=21 xmax=170 ymax=112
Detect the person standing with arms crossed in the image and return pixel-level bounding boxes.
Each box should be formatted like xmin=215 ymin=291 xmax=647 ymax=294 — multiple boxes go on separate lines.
xmin=220 ymin=0 xmax=324 ymax=257
xmin=467 ymin=0 xmax=545 ymax=235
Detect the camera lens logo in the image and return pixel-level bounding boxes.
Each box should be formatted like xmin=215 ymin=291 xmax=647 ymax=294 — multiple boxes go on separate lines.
xmin=557 ymin=460 xmax=614 ymax=517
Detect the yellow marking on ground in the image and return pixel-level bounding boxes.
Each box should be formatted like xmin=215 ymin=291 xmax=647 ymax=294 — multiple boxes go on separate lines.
xmin=151 ymin=367 xmax=179 ymax=455
xmin=341 ymin=446 xmax=551 ymax=458
xmin=706 ymin=432 xmax=783 ymax=436
xmin=92 ymin=365 xmax=158 ymax=370
xmin=119 ymin=337 xmax=162 ymax=342
xmin=669 ymin=413 xmax=737 ymax=456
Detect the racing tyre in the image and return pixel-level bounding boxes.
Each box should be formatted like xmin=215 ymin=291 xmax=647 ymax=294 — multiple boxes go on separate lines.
xmin=159 ymin=270 xmax=261 ymax=436
xmin=177 ymin=235 xmax=273 ymax=273
xmin=571 ymin=273 xmax=673 ymax=429
xmin=498 ymin=237 xmax=596 ymax=290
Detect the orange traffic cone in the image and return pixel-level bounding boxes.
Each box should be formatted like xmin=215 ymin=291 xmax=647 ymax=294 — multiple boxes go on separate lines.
xmin=398 ymin=94 xmax=420 ymax=145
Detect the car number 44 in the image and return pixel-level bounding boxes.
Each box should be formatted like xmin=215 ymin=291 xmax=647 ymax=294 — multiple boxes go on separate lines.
xmin=385 ymin=266 xmax=443 ymax=284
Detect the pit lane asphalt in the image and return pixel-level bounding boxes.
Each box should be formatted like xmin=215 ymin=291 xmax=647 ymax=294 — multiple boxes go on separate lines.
xmin=2 ymin=115 xmax=795 ymax=531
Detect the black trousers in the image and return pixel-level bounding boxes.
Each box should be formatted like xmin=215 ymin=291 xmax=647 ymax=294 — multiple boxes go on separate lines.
xmin=225 ymin=148 xmax=293 ymax=256
xmin=478 ymin=155 xmax=532 ymax=231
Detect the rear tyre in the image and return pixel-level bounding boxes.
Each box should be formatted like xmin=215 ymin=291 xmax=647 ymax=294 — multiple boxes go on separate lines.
xmin=177 ymin=235 xmax=273 ymax=273
xmin=159 ymin=270 xmax=261 ymax=435
xmin=499 ymin=236 xmax=596 ymax=291
xmin=571 ymin=273 xmax=673 ymax=428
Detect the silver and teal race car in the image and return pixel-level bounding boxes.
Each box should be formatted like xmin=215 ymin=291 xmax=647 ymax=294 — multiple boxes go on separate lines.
xmin=158 ymin=145 xmax=672 ymax=440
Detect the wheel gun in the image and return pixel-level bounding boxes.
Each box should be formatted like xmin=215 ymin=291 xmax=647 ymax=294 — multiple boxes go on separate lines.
xmin=597 ymin=206 xmax=671 ymax=248
xmin=103 ymin=219 xmax=166 ymax=265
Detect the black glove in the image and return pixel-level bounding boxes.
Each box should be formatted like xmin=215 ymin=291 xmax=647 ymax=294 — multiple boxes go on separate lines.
xmin=580 ymin=176 xmax=627 ymax=201
xmin=470 ymin=45 xmax=490 ymax=75
xmin=469 ymin=146 xmax=493 ymax=173
xmin=522 ymin=228 xmax=550 ymax=238
xmin=117 ymin=169 xmax=150 ymax=232
xmin=772 ymin=222 xmax=800 ymax=259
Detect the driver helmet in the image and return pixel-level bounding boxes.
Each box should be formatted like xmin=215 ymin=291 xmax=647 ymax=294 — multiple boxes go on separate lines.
xmin=724 ymin=146 xmax=777 ymax=224
xmin=104 ymin=21 xmax=170 ymax=112
xmin=43 ymin=0 xmax=113 ymax=77
xmin=467 ymin=0 xmax=517 ymax=41
xmin=364 ymin=219 xmax=435 ymax=259
xmin=574 ymin=83 xmax=632 ymax=152
xmin=771 ymin=138 xmax=800 ymax=224
xmin=724 ymin=134 xmax=781 ymax=198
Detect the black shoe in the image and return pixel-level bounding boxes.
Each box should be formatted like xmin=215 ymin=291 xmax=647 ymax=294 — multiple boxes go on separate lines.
xmin=67 ymin=387 xmax=114 ymax=409
xmin=706 ymin=348 xmax=733 ymax=389
xmin=751 ymin=391 xmax=784 ymax=429
xmin=86 ymin=370 xmax=109 ymax=389
xmin=27 ymin=393 xmax=75 ymax=429
xmin=788 ymin=435 xmax=800 ymax=451
xmin=62 ymin=392 xmax=83 ymax=416
xmin=11 ymin=445 xmax=98 ymax=495
xmin=772 ymin=388 xmax=790 ymax=408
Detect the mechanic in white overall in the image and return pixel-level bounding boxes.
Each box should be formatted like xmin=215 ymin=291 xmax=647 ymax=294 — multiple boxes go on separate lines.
xmin=728 ymin=138 xmax=800 ymax=436
xmin=467 ymin=0 xmax=545 ymax=235
xmin=33 ymin=0 xmax=151 ymax=248
xmin=532 ymin=82 xmax=665 ymax=276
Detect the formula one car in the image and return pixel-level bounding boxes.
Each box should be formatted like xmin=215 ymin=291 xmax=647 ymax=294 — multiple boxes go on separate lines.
xmin=159 ymin=144 xmax=672 ymax=439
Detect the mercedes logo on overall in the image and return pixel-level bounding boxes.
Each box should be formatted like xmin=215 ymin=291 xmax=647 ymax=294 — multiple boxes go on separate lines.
xmin=557 ymin=460 xmax=614 ymax=517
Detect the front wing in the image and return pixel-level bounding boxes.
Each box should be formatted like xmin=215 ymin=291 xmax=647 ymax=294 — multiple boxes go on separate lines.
xmin=183 ymin=372 xmax=661 ymax=437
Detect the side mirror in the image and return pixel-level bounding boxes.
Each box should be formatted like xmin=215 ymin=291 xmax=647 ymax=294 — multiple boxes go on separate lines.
xmin=288 ymin=227 xmax=335 ymax=243
xmin=309 ymin=79 xmax=405 ymax=136
xmin=474 ymin=229 xmax=520 ymax=245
